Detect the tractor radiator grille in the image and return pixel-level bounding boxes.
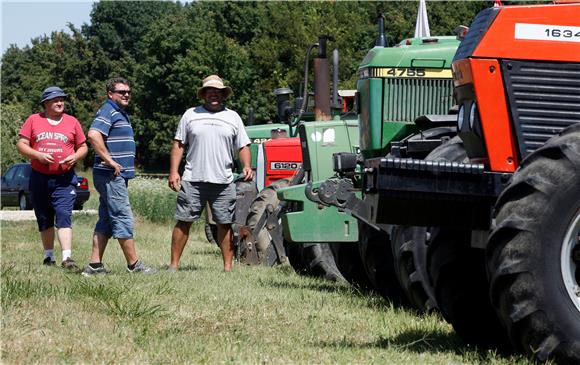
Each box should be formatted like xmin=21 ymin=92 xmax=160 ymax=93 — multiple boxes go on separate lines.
xmin=382 ymin=78 xmax=454 ymax=122
xmin=502 ymin=60 xmax=580 ymax=158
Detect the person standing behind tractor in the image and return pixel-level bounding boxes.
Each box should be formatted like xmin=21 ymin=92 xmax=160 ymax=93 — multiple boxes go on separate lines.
xmin=168 ymin=75 xmax=252 ymax=272
xmin=82 ymin=77 xmax=156 ymax=276
xmin=17 ymin=86 xmax=88 ymax=269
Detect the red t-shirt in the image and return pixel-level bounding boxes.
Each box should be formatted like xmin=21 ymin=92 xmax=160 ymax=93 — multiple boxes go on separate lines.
xmin=19 ymin=113 xmax=87 ymax=175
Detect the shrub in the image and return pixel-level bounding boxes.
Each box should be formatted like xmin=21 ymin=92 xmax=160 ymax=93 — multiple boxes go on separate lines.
xmin=128 ymin=177 xmax=176 ymax=223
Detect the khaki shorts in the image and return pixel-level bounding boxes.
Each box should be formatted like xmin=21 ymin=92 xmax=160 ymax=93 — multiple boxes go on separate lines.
xmin=175 ymin=181 xmax=236 ymax=224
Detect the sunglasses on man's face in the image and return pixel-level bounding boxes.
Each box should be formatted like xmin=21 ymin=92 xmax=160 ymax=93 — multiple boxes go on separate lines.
xmin=112 ymin=90 xmax=131 ymax=96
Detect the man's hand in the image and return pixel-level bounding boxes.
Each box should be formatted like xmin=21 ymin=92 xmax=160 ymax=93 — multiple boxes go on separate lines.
xmin=107 ymin=160 xmax=122 ymax=176
xmin=168 ymin=171 xmax=181 ymax=191
xmin=60 ymin=154 xmax=77 ymax=166
xmin=242 ymin=166 xmax=254 ymax=181
xmin=36 ymin=152 xmax=55 ymax=165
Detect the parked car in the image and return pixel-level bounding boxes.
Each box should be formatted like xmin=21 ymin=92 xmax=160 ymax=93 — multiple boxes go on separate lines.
xmin=1 ymin=163 xmax=90 ymax=210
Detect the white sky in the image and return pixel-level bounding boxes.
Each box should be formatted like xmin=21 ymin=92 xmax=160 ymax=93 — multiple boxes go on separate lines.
xmin=1 ymin=1 xmax=94 ymax=55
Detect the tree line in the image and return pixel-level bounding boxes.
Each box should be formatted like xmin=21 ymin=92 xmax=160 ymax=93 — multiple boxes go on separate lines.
xmin=2 ymin=1 xmax=494 ymax=172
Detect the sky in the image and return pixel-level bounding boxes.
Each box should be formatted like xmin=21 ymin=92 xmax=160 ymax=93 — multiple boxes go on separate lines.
xmin=1 ymin=1 xmax=95 ymax=55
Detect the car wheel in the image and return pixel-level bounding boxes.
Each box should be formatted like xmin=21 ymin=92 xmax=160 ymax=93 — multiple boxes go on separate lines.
xmin=19 ymin=193 xmax=31 ymax=210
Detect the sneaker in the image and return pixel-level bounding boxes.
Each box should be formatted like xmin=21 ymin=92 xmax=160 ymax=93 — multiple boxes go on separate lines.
xmin=43 ymin=257 xmax=56 ymax=266
xmin=81 ymin=264 xmax=107 ymax=276
xmin=61 ymin=258 xmax=79 ymax=270
xmin=127 ymin=261 xmax=157 ymax=274
xmin=166 ymin=266 xmax=178 ymax=273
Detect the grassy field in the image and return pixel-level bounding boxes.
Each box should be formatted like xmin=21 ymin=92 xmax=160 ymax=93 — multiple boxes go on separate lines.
xmin=1 ymin=179 xmax=537 ymax=364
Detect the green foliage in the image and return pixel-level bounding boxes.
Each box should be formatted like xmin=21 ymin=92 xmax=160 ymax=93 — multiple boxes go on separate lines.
xmin=1 ymin=103 xmax=28 ymax=173
xmin=2 ymin=1 xmax=494 ymax=170
xmin=128 ymin=177 xmax=178 ymax=224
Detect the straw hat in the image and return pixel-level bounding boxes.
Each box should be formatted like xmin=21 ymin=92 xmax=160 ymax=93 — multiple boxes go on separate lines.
xmin=197 ymin=75 xmax=232 ymax=100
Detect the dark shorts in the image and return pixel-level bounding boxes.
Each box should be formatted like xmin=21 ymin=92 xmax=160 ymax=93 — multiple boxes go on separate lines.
xmin=29 ymin=169 xmax=77 ymax=231
xmin=175 ymin=182 xmax=236 ymax=224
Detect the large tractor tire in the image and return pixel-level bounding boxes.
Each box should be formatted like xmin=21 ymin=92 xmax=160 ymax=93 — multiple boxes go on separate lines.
xmin=388 ymin=136 xmax=466 ymax=313
xmin=487 ymin=124 xmax=580 ymax=363
xmin=428 ymin=228 xmax=508 ymax=347
xmin=391 ymin=226 xmax=437 ymax=312
xmin=425 ymin=137 xmax=508 ymax=347
xmin=244 ymin=178 xmax=344 ymax=281
xmin=243 ymin=178 xmax=290 ymax=265
xmin=204 ymin=222 xmax=218 ymax=246
xmin=294 ymin=243 xmax=344 ymax=281
xmin=358 ymin=222 xmax=406 ymax=304
xmin=329 ymin=242 xmax=372 ymax=289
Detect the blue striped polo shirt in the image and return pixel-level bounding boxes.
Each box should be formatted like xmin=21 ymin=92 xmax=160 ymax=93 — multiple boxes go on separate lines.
xmin=90 ymin=99 xmax=136 ymax=179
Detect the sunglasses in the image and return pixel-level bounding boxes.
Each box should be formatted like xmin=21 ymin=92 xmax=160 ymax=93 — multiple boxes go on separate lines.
xmin=112 ymin=90 xmax=132 ymax=96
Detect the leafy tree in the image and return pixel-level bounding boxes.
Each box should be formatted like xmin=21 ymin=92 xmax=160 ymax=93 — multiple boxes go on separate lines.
xmin=82 ymin=1 xmax=182 ymax=60
xmin=1 ymin=0 xmax=498 ymax=171
xmin=1 ymin=103 xmax=28 ymax=173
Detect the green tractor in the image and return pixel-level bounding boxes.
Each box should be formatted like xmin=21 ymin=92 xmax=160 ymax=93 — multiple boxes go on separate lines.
xmin=256 ymin=16 xmax=462 ymax=297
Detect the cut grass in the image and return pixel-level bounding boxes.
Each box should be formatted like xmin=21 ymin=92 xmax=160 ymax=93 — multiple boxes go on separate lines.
xmin=1 ymin=216 xmax=538 ymax=364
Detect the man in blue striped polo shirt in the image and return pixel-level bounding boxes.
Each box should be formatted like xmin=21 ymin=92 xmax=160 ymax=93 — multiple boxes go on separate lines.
xmin=82 ymin=77 xmax=156 ymax=276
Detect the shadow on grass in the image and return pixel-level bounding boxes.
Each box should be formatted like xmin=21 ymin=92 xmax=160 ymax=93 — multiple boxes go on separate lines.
xmin=259 ymin=275 xmax=406 ymax=310
xmin=261 ymin=276 xmax=353 ymax=295
xmin=174 ymin=263 xmax=198 ymax=272
xmin=259 ymin=275 xmax=404 ymax=308
xmin=318 ymin=328 xmax=515 ymax=360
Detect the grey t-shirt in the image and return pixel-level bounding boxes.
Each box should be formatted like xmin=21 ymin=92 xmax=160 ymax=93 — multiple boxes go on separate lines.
xmin=175 ymin=106 xmax=250 ymax=184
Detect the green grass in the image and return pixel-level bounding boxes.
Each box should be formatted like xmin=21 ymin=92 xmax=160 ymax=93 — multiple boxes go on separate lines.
xmin=82 ymin=174 xmax=177 ymax=225
xmin=1 ymin=178 xmax=537 ymax=364
xmin=0 ymin=212 xmax=539 ymax=364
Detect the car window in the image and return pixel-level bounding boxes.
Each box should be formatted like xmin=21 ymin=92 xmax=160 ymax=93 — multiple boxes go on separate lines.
xmin=3 ymin=166 xmax=17 ymax=181
xmin=15 ymin=166 xmax=27 ymax=180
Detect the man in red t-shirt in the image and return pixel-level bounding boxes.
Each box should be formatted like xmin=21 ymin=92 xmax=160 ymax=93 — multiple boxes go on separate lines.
xmin=17 ymin=86 xmax=88 ymax=269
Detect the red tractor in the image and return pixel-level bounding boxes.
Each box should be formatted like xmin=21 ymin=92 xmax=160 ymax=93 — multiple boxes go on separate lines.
xmin=352 ymin=2 xmax=579 ymax=361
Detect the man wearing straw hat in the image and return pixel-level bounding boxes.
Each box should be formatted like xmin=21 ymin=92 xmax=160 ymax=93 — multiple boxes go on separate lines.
xmin=168 ymin=75 xmax=252 ymax=272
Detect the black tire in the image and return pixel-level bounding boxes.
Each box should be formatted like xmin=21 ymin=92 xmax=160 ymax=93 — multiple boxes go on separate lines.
xmin=428 ymin=228 xmax=508 ymax=347
xmin=244 ymin=178 xmax=344 ymax=280
xmin=296 ymin=243 xmax=345 ymax=281
xmin=243 ymin=178 xmax=290 ymax=266
xmin=388 ymin=136 xmax=465 ymax=312
xmin=329 ymin=242 xmax=372 ymax=289
xmin=204 ymin=223 xmax=218 ymax=246
xmin=358 ymin=222 xmax=406 ymax=304
xmin=391 ymin=226 xmax=437 ymax=312
xmin=18 ymin=192 xmax=31 ymax=210
xmin=425 ymin=137 xmax=508 ymax=347
xmin=73 ymin=203 xmax=84 ymax=211
xmin=487 ymin=124 xmax=580 ymax=363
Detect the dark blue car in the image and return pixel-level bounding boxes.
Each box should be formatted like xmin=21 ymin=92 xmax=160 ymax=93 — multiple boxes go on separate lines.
xmin=1 ymin=163 xmax=90 ymax=210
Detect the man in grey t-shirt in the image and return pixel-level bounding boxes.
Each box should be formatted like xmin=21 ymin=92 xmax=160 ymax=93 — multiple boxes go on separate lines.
xmin=168 ymin=75 xmax=252 ymax=272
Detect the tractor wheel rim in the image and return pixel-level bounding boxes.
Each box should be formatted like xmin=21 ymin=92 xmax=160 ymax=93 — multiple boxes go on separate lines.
xmin=561 ymin=209 xmax=580 ymax=313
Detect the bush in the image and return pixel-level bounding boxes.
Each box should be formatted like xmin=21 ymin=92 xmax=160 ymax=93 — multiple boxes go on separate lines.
xmin=128 ymin=177 xmax=176 ymax=223
xmin=1 ymin=103 xmax=28 ymax=173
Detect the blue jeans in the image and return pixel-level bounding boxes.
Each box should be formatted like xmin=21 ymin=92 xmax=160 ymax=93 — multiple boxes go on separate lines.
xmin=93 ymin=171 xmax=133 ymax=239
